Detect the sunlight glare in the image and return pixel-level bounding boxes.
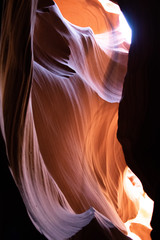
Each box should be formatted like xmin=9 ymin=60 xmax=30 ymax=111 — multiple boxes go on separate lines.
xmin=98 ymin=0 xmax=132 ymax=43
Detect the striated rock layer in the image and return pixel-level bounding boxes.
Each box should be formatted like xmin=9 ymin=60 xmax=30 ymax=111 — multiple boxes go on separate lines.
xmin=0 ymin=0 xmax=153 ymax=239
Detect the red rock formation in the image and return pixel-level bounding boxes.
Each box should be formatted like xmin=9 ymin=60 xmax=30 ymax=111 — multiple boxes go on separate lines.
xmin=0 ymin=0 xmax=153 ymax=239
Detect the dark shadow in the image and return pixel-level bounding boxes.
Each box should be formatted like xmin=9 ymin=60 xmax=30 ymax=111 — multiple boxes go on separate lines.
xmin=0 ymin=131 xmax=47 ymax=240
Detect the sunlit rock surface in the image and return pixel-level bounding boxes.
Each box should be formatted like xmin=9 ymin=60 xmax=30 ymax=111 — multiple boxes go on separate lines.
xmin=0 ymin=0 xmax=153 ymax=239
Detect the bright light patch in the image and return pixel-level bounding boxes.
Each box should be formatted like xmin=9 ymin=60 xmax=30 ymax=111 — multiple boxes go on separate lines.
xmin=124 ymin=168 xmax=154 ymax=240
xmin=98 ymin=0 xmax=121 ymax=14
xmin=119 ymin=12 xmax=132 ymax=44
xmin=98 ymin=0 xmax=132 ymax=44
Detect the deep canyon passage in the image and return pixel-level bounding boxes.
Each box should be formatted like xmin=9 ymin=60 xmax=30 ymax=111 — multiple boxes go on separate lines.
xmin=0 ymin=1 xmax=159 ymax=239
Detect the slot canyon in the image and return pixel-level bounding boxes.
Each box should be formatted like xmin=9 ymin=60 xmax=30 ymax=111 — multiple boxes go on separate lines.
xmin=0 ymin=0 xmax=159 ymax=239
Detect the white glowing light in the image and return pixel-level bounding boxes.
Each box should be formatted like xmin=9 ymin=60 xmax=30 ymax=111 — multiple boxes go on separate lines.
xmin=119 ymin=12 xmax=132 ymax=44
xmin=98 ymin=0 xmax=121 ymax=14
xmin=98 ymin=0 xmax=132 ymax=44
